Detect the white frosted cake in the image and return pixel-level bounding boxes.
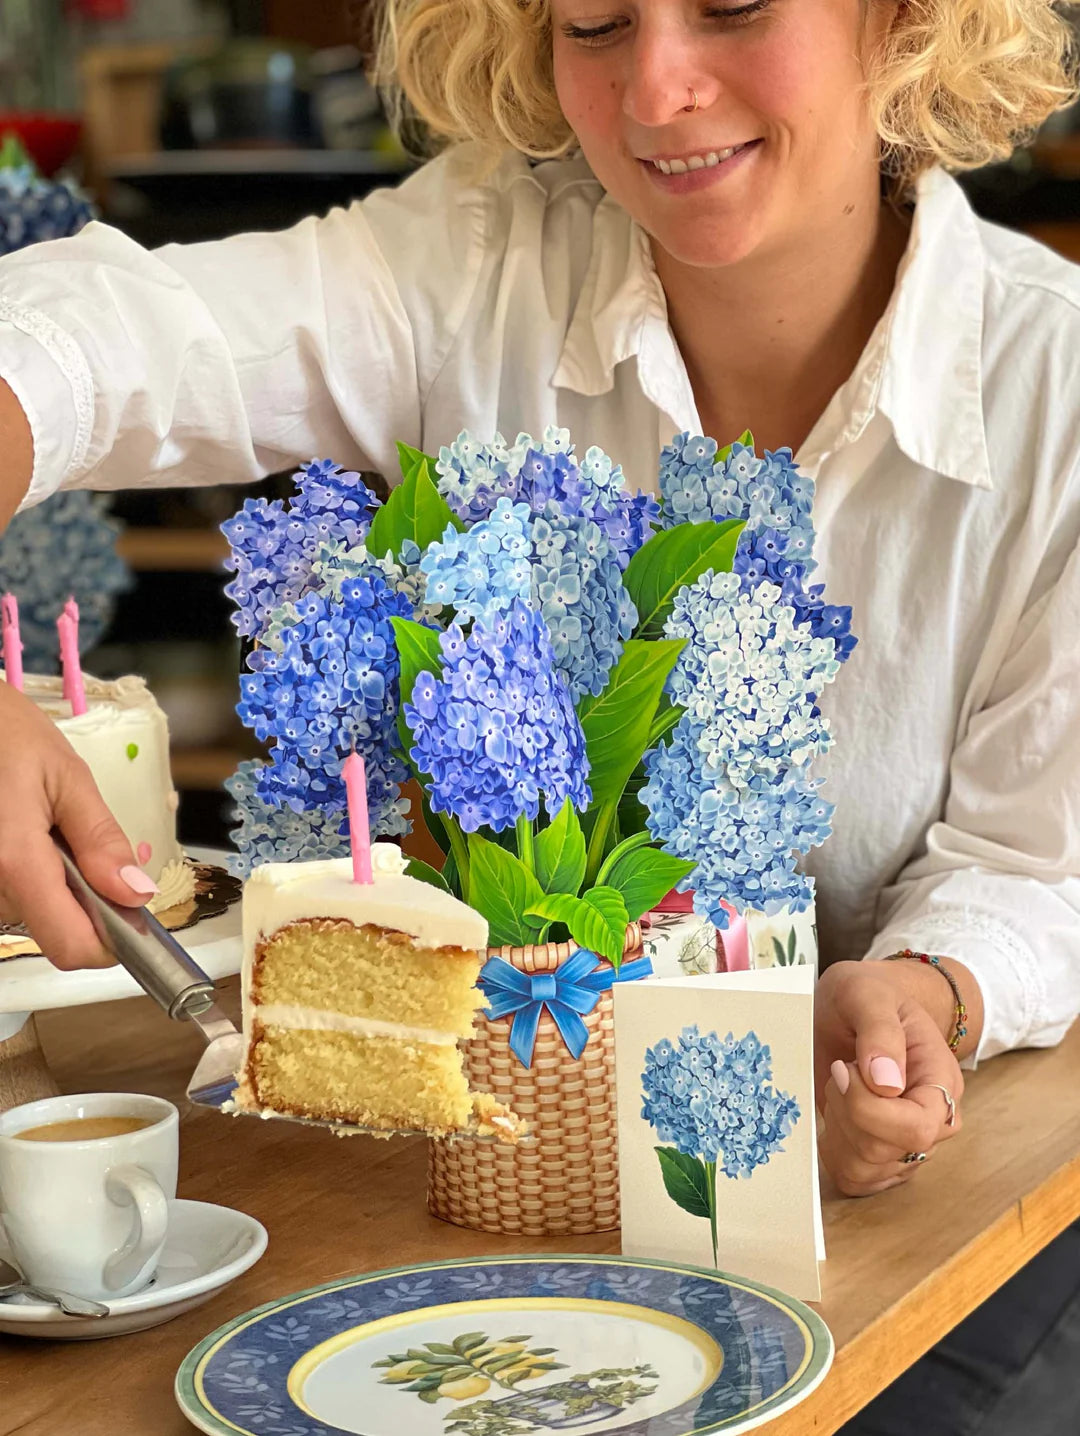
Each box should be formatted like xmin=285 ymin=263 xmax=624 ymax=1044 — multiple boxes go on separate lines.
xmin=19 ymin=671 xmax=195 ymax=914
xmin=235 ymin=844 xmax=521 ymax=1138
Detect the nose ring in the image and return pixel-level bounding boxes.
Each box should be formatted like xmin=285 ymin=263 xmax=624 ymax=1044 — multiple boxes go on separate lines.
xmin=684 ymin=87 xmax=698 ymax=113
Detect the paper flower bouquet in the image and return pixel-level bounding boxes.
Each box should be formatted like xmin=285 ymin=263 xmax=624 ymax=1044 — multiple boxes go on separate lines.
xmin=223 ymin=426 xmax=854 ymax=1235
xmin=224 ymin=430 xmax=853 ymax=943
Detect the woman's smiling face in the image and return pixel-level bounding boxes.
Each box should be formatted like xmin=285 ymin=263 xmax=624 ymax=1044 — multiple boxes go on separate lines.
xmin=551 ymin=0 xmax=896 ymax=270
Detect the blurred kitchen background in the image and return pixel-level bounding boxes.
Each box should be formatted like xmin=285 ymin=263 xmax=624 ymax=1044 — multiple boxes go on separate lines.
xmin=0 ymin=0 xmax=1077 ymax=853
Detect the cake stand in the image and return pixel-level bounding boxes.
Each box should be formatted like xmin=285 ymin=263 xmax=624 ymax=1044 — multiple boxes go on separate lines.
xmin=0 ymin=847 xmax=242 ymax=1110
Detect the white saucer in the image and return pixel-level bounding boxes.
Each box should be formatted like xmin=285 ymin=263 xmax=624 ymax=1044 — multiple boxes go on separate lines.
xmin=0 ymin=1198 xmax=267 ymax=1340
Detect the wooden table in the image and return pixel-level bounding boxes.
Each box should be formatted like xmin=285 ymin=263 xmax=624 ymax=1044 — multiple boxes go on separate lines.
xmin=3 ymin=981 xmax=1080 ymax=1435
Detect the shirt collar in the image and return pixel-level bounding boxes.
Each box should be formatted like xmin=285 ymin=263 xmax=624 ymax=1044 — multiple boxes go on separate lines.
xmin=552 ymin=167 xmax=993 ymax=490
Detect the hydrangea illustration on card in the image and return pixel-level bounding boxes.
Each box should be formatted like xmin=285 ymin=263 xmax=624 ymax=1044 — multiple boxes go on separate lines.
xmin=641 ymin=1027 xmax=801 ymax=1268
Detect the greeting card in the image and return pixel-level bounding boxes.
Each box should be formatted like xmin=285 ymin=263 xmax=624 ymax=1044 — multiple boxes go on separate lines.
xmin=614 ymin=967 xmax=822 ymax=1302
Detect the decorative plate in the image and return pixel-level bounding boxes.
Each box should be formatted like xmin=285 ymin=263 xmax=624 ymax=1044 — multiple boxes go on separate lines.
xmin=175 ymin=1255 xmax=832 ymax=1436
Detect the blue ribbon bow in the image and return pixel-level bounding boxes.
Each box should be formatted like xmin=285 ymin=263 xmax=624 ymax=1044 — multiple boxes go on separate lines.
xmin=478 ymin=948 xmax=654 ymax=1069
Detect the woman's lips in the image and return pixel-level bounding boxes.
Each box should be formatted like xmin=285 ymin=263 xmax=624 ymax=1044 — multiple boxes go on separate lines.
xmin=639 ymin=138 xmax=763 ymax=194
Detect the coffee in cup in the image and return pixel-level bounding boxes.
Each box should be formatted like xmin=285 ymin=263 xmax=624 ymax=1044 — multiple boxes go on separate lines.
xmin=15 ymin=1115 xmax=155 ymax=1143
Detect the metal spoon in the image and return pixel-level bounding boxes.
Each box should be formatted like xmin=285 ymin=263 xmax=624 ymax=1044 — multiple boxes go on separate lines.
xmin=0 ymin=1258 xmax=109 ymax=1317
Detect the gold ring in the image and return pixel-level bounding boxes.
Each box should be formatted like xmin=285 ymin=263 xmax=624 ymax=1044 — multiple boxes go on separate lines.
xmin=685 ymin=87 xmax=698 ymax=113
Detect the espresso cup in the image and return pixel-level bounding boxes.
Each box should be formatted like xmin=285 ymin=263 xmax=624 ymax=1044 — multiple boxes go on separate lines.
xmin=0 ymin=1092 xmax=178 ymax=1301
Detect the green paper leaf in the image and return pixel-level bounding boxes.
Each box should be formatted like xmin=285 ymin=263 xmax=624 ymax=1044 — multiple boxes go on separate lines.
xmin=368 ymin=450 xmax=462 ymax=560
xmin=624 ymin=520 xmax=745 ymax=639
xmin=391 ymin=616 xmax=444 ymax=753
xmin=788 ymin=926 xmax=797 ymax=963
xmin=578 ymin=639 xmax=685 ymax=812
xmin=773 ymin=936 xmax=788 ymax=967
xmin=525 ymin=885 xmax=628 ymax=965
xmin=716 ymin=428 xmax=755 ymax=464
xmin=395 ymin=439 xmax=433 ymax=476
xmin=466 ymin=833 xmax=545 ymax=948
xmin=125 ymin=742 xmax=139 ymax=761
xmin=655 ymin=1146 xmax=712 ymax=1220
xmin=534 ymin=799 xmax=586 ymax=898
xmin=404 ymin=857 xmax=450 ymax=894
xmin=603 ymin=846 xmax=697 ymax=923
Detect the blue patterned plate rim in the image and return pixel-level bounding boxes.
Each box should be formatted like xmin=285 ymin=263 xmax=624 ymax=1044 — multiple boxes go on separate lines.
xmin=174 ymin=1253 xmax=833 ymax=1436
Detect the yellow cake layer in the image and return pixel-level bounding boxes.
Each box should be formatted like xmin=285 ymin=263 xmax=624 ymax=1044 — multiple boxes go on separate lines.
xmin=251 ymin=919 xmax=482 ymax=1036
xmin=246 ymin=1025 xmax=473 ymax=1132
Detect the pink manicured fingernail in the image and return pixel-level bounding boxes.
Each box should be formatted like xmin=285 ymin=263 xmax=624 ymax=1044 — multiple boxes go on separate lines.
xmin=119 ymin=865 xmax=158 ymax=896
xmin=830 ymin=1060 xmax=850 ymax=1095
xmin=870 ymin=1056 xmax=904 ymax=1091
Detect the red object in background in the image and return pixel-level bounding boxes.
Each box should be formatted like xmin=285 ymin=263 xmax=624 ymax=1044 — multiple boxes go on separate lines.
xmin=0 ymin=114 xmax=82 ymax=177
xmin=66 ymin=0 xmax=133 ymax=18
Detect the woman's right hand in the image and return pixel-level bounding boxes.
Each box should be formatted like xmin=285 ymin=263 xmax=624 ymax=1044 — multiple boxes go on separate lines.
xmin=0 ymin=682 xmax=157 ymax=969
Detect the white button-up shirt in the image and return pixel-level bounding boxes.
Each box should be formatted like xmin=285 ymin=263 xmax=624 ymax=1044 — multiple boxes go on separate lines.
xmin=2 ymin=146 xmax=1078 ymax=1065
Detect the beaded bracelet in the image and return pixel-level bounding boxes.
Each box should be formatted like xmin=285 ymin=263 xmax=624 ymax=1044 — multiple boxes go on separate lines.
xmin=883 ymin=949 xmax=967 ymax=1053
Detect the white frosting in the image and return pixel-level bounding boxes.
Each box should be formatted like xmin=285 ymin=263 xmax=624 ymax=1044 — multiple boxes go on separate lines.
xmin=253 ymin=1003 xmax=457 ymax=1047
xmin=151 ymin=856 xmax=196 ymax=915
xmin=13 ymin=670 xmax=195 ymax=910
xmin=243 ymin=847 xmax=488 ymax=953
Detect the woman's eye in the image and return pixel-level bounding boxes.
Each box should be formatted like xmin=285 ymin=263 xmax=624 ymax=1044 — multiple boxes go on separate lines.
xmin=705 ymin=0 xmax=772 ymax=22
xmin=560 ymin=18 xmax=627 ymax=46
xmin=561 ymin=2 xmax=771 ymax=47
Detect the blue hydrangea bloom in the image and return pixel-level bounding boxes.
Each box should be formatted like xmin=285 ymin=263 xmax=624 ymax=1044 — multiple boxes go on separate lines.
xmin=234 ymin=574 xmax=411 ymax=842
xmin=222 ymin=460 xmax=379 ymax=638
xmin=642 ymin=1026 xmax=801 ymax=1179
xmin=642 ymin=571 xmax=840 ymax=925
xmin=404 ymin=599 xmax=590 ymax=833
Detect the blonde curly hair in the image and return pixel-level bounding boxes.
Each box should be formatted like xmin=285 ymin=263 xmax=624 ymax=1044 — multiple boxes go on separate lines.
xmin=361 ymin=0 xmax=1078 ymax=198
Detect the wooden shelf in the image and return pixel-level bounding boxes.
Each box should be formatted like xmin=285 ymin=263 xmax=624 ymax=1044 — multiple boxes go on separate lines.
xmin=107 ymin=148 xmax=411 ymax=180
xmin=115 ymin=527 xmax=229 ymax=572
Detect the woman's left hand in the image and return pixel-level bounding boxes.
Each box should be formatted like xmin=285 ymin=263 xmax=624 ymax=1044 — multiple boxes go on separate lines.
xmin=815 ymin=959 xmax=966 ymax=1196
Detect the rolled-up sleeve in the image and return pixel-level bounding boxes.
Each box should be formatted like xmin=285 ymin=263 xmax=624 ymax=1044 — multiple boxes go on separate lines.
xmin=864 ymin=537 xmax=1080 ymax=1066
xmin=0 ymin=149 xmax=489 ymax=513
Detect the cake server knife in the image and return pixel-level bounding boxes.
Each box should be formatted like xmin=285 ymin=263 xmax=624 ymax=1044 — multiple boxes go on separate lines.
xmin=56 ymin=845 xmax=523 ymax=1142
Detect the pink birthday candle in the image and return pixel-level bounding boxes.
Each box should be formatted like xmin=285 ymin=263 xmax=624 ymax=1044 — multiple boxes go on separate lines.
xmin=56 ymin=612 xmax=87 ymax=716
xmin=61 ymin=596 xmax=79 ymax=701
xmin=1 ymin=593 xmax=23 ymax=691
xmin=342 ymin=750 xmax=373 ymax=884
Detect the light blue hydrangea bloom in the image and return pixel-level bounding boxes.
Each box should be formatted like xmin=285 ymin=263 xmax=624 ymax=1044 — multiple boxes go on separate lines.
xmin=420 ymin=494 xmax=636 ymax=702
xmin=224 ymin=758 xmax=408 ymax=877
xmin=435 ymin=427 xmax=659 ymax=571
xmin=642 ymin=1026 xmax=801 ymax=1179
xmin=642 ymin=572 xmax=840 ymax=926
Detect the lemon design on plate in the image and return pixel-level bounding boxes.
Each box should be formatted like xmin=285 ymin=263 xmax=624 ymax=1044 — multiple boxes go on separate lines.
xmin=372 ymin=1327 xmax=659 ymax=1434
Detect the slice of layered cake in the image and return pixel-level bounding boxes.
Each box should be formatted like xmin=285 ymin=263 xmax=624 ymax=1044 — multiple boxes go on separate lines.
xmin=234 ymin=843 xmax=520 ymax=1138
